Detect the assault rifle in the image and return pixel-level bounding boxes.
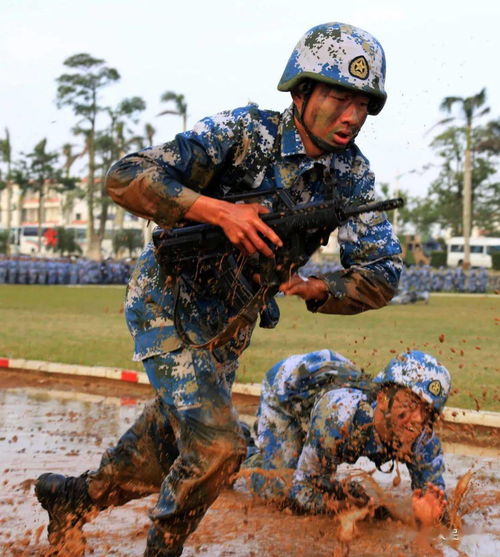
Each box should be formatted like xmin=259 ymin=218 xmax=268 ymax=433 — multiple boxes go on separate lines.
xmin=152 ymin=190 xmax=403 ymax=348
xmin=153 ymin=189 xmax=403 ymax=283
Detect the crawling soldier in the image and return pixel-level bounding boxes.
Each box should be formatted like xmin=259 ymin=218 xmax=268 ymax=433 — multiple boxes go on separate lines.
xmin=243 ymin=350 xmax=450 ymax=527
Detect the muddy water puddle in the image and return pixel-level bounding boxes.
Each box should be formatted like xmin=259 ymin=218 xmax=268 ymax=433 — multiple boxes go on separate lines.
xmin=0 ymin=386 xmax=498 ymax=556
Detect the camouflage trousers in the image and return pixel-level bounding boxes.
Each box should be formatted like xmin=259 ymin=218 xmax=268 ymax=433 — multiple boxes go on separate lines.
xmin=85 ymin=348 xmax=247 ymax=554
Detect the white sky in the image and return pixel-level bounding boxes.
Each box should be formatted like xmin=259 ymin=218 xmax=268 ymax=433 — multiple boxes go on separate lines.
xmin=1 ymin=0 xmax=499 ymax=197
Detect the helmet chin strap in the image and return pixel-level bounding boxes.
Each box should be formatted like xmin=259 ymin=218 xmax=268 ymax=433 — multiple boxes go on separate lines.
xmin=380 ymin=386 xmax=398 ymax=447
xmin=293 ymin=93 xmax=356 ymax=154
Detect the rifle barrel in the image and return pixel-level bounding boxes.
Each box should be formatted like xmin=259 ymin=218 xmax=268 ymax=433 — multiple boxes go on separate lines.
xmin=342 ymin=197 xmax=404 ymax=218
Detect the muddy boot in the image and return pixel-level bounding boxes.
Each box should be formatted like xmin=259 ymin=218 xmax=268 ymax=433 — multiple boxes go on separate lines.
xmin=143 ymin=526 xmax=183 ymax=557
xmin=35 ymin=473 xmax=94 ymax=556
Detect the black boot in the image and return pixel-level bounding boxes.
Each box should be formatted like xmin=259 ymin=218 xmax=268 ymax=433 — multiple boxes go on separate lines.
xmin=143 ymin=526 xmax=183 ymax=557
xmin=35 ymin=473 xmax=94 ymax=555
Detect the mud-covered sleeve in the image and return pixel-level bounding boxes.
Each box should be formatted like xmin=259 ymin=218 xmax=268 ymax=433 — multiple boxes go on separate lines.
xmin=105 ymin=109 xmax=246 ymax=227
xmin=406 ymin=432 xmax=446 ymax=492
xmin=307 ymin=153 xmax=402 ymax=315
xmin=289 ymin=389 xmax=363 ymax=513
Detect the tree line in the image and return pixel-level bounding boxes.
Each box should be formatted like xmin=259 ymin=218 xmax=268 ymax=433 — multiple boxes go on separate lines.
xmin=0 ymin=53 xmax=187 ymax=258
xmin=392 ymin=89 xmax=499 ymax=253
xmin=1 ymin=52 xmax=499 ymax=261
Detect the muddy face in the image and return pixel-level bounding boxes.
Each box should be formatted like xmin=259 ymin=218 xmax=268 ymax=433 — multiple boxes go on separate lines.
xmin=375 ymin=388 xmax=430 ymax=457
xmin=303 ymin=84 xmax=369 ymax=148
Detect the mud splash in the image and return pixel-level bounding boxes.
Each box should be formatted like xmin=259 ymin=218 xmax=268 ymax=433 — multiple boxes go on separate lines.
xmin=0 ymin=384 xmax=498 ymax=556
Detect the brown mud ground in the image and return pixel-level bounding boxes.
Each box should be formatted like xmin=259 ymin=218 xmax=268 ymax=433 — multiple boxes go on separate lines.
xmin=1 ymin=368 xmax=499 ymax=556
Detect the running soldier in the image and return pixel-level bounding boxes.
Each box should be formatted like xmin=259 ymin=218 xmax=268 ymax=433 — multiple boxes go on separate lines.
xmin=36 ymin=22 xmax=402 ymax=556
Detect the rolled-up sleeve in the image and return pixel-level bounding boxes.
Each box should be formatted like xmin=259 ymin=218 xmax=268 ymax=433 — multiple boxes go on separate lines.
xmin=307 ymin=151 xmax=402 ymax=315
xmin=106 ymin=110 xmax=243 ymax=227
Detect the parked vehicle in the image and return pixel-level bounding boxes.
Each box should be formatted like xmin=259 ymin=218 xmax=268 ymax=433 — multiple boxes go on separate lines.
xmin=446 ymin=236 xmax=500 ymax=268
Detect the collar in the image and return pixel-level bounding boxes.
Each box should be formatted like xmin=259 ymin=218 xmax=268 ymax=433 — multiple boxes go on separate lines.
xmin=274 ymin=105 xmax=334 ymax=190
xmin=279 ymin=105 xmax=307 ymax=157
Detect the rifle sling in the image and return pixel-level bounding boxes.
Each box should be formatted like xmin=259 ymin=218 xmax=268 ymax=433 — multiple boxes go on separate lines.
xmin=173 ymin=277 xmax=275 ymax=350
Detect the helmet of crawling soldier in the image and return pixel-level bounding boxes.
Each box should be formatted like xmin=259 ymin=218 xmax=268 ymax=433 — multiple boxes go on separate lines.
xmin=278 ymin=22 xmax=387 ymax=115
xmin=373 ymin=351 xmax=451 ymax=413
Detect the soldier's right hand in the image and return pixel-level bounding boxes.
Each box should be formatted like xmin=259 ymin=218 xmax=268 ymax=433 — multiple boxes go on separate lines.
xmin=185 ymin=196 xmax=283 ymax=257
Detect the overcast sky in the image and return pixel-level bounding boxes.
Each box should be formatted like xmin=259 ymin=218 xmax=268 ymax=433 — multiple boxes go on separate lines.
xmin=2 ymin=0 xmax=499 ymax=197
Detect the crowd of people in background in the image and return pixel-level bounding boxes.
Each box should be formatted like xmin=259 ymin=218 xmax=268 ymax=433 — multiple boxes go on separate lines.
xmin=0 ymin=255 xmax=132 ymax=285
xmin=399 ymin=264 xmax=490 ymax=293
xmin=0 ymin=255 xmax=494 ymax=292
xmin=301 ymin=261 xmax=492 ymax=294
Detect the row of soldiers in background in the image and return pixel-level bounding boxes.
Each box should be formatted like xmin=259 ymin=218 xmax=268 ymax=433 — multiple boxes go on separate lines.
xmin=400 ymin=265 xmax=489 ymax=293
xmin=0 ymin=255 xmax=132 ymax=285
xmin=0 ymin=256 xmax=494 ymax=292
xmin=301 ymin=261 xmax=492 ymax=294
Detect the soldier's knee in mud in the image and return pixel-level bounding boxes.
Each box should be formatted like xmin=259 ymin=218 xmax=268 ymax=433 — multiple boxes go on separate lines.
xmin=206 ymin=428 xmax=247 ymax=477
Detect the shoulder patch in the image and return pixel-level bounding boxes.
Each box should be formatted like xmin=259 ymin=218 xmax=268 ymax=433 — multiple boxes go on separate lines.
xmin=349 ymin=56 xmax=369 ymax=80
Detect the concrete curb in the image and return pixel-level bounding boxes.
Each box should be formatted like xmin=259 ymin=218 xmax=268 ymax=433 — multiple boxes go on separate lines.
xmin=1 ymin=357 xmax=499 ymax=428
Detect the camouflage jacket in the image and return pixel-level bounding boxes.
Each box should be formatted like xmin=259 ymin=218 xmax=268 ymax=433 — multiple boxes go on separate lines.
xmin=248 ymin=350 xmax=446 ymax=513
xmin=106 ymin=105 xmax=402 ymax=360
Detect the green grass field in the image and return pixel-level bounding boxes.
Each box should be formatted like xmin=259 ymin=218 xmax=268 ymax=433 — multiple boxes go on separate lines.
xmin=0 ymin=285 xmax=498 ymax=411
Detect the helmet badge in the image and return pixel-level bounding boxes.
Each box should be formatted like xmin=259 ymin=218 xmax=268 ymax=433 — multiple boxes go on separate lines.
xmin=349 ymin=56 xmax=369 ymax=80
xmin=428 ymin=380 xmax=442 ymax=397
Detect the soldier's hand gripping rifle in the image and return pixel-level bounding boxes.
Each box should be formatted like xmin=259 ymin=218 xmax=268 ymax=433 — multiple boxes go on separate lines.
xmin=153 ymin=190 xmax=404 ymax=348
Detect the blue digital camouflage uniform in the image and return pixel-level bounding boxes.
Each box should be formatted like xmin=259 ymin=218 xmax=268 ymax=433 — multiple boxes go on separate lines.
xmin=68 ymin=260 xmax=79 ymax=284
xmin=47 ymin=259 xmax=57 ymax=284
xmin=28 ymin=257 xmax=38 ymax=284
xmin=7 ymin=256 xmax=18 ymax=283
xmin=17 ymin=255 xmax=29 ymax=284
xmin=37 ymin=258 xmax=48 ymax=284
xmin=244 ymin=350 xmax=445 ymax=512
xmin=93 ymin=104 xmax=402 ymax=553
xmin=0 ymin=256 xmax=7 ymax=283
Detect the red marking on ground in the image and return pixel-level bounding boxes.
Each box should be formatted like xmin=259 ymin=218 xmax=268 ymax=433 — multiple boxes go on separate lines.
xmin=120 ymin=397 xmax=138 ymax=406
xmin=121 ymin=370 xmax=138 ymax=383
xmin=0 ymin=358 xmax=10 ymax=368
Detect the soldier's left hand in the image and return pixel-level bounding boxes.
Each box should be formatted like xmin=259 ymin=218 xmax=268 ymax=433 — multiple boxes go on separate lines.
xmin=279 ymin=274 xmax=328 ymax=303
xmin=412 ymin=483 xmax=447 ymax=527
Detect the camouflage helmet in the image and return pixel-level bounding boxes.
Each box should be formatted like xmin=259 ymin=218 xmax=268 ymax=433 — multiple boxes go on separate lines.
xmin=278 ymin=22 xmax=387 ymax=115
xmin=373 ymin=351 xmax=451 ymax=413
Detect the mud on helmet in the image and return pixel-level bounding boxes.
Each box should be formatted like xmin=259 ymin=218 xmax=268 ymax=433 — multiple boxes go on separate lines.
xmin=278 ymin=22 xmax=387 ymax=115
xmin=373 ymin=351 xmax=451 ymax=414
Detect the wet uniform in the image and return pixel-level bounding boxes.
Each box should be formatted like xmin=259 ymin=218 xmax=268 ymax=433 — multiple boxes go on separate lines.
xmin=245 ymin=350 xmax=445 ymax=512
xmin=244 ymin=350 xmax=444 ymax=513
xmin=89 ymin=104 xmax=402 ymax=552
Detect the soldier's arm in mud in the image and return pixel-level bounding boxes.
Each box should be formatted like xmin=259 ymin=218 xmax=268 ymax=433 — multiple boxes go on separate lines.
xmin=406 ymin=431 xmax=448 ymax=525
xmin=105 ymin=109 xmax=281 ymax=257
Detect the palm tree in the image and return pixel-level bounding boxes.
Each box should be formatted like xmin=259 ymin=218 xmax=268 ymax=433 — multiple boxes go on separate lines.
xmin=60 ymin=143 xmax=86 ymax=225
xmin=439 ymin=89 xmax=490 ymax=268
xmin=56 ymin=53 xmax=120 ymax=259
xmin=96 ymin=96 xmax=146 ymax=238
xmin=158 ymin=91 xmax=188 ymax=131
xmin=26 ymin=139 xmax=58 ymax=253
